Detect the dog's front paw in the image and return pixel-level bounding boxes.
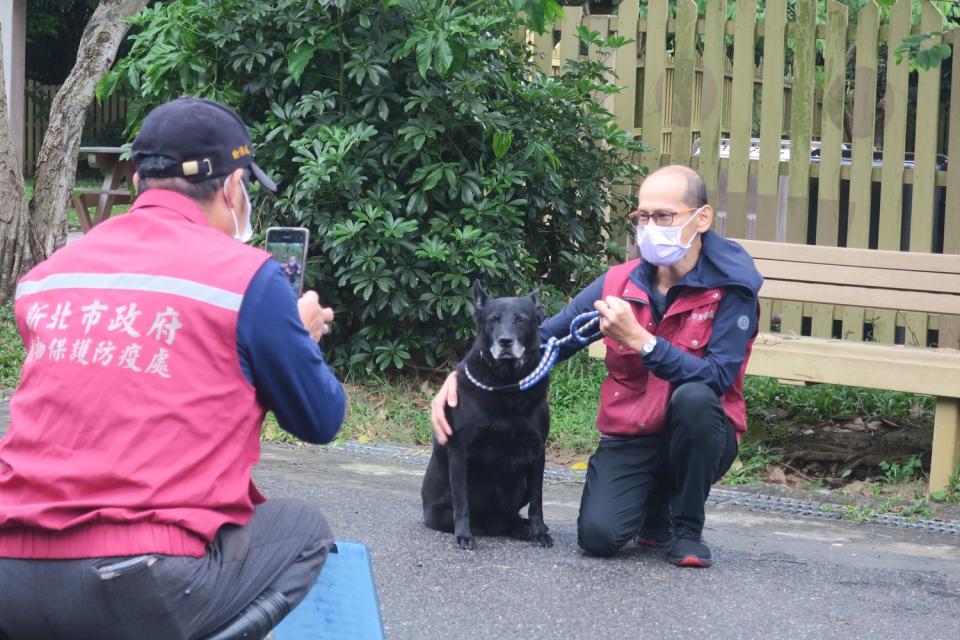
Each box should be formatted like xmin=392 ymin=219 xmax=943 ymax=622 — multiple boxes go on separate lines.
xmin=531 ymin=531 xmax=553 ymax=548
xmin=456 ymin=535 xmax=476 ymax=550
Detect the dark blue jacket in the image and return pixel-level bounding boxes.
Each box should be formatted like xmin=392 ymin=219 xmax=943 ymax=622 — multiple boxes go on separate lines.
xmin=237 ymin=260 xmax=345 ymax=443
xmin=541 ymin=231 xmax=763 ymax=396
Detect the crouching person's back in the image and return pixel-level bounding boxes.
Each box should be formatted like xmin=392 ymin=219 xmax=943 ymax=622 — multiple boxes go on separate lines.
xmin=0 ymin=98 xmax=346 ymax=640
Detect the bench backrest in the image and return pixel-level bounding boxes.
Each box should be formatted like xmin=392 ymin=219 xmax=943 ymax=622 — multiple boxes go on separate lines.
xmin=736 ymin=239 xmax=960 ymax=315
xmin=734 ymin=239 xmax=960 ymax=348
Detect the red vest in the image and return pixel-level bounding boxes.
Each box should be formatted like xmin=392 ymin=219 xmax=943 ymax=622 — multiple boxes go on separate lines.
xmin=0 ymin=190 xmax=271 ymax=558
xmin=596 ymin=260 xmax=752 ymax=438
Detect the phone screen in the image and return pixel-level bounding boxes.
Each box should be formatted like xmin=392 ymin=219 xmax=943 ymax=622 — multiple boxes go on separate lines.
xmin=265 ymin=227 xmax=310 ymax=297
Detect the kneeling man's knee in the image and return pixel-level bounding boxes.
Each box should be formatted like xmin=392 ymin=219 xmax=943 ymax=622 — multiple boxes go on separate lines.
xmin=669 ymin=382 xmax=721 ymax=441
xmin=577 ymin=516 xmax=628 ymax=557
xmin=669 ymin=382 xmax=716 ymax=413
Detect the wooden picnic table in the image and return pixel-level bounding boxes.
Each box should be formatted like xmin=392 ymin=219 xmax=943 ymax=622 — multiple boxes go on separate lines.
xmin=72 ymin=146 xmax=135 ymax=233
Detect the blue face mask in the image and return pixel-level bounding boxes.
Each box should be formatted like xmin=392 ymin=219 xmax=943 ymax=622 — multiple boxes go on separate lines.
xmin=226 ymin=180 xmax=253 ymax=243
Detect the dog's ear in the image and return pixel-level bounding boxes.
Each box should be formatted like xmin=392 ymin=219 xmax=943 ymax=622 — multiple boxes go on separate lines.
xmin=473 ymin=280 xmax=489 ymax=313
xmin=528 ymin=289 xmax=544 ymax=323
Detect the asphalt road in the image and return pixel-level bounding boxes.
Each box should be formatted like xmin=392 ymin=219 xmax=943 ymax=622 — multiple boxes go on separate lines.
xmin=255 ymin=443 xmax=960 ymax=640
xmin=1 ymin=401 xmax=958 ymax=640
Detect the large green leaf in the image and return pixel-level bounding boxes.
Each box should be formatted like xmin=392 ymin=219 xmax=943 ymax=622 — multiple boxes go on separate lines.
xmin=287 ymin=43 xmax=316 ymax=83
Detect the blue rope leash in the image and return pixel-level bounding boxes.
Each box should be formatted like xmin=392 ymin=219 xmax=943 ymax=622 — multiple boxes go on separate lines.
xmin=463 ymin=310 xmax=601 ymax=393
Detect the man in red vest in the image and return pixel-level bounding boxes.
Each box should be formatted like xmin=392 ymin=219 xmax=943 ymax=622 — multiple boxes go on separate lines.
xmin=430 ymin=165 xmax=762 ymax=568
xmin=0 ymin=98 xmax=346 ymax=639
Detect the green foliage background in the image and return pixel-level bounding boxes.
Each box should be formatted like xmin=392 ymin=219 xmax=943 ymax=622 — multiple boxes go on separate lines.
xmin=104 ymin=0 xmax=644 ymax=371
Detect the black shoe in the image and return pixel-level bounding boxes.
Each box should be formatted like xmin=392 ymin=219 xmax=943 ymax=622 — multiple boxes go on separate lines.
xmin=666 ymin=531 xmax=712 ymax=568
xmin=197 ymin=589 xmax=290 ymax=640
xmin=637 ymin=490 xmax=672 ymax=549
xmin=636 ymin=525 xmax=671 ymax=550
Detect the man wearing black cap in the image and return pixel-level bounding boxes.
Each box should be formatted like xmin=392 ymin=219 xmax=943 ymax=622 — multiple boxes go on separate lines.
xmin=0 ymin=97 xmax=346 ymax=640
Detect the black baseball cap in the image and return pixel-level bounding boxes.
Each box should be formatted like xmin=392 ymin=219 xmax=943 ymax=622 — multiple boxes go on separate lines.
xmin=131 ymin=97 xmax=276 ymax=192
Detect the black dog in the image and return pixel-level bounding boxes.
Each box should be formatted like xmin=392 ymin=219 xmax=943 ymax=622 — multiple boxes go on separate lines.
xmin=421 ymin=281 xmax=553 ymax=550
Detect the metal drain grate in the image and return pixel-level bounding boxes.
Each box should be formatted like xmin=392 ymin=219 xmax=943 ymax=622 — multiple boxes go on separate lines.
xmin=709 ymin=489 xmax=960 ymax=535
xmin=318 ymin=440 xmax=960 ymax=536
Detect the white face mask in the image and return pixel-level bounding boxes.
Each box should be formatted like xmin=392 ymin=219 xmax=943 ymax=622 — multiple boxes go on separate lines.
xmin=636 ymin=207 xmax=703 ymax=267
xmin=226 ymin=179 xmax=253 ymax=243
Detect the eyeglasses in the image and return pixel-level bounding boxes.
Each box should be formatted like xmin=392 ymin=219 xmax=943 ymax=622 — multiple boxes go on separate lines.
xmin=627 ymin=206 xmax=701 ymax=228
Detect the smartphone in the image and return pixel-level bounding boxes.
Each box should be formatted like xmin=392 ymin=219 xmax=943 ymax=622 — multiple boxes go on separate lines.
xmin=265 ymin=227 xmax=310 ymax=297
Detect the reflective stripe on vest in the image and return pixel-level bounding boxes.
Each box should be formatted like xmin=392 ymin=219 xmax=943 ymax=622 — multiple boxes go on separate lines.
xmin=16 ymin=273 xmax=243 ymax=311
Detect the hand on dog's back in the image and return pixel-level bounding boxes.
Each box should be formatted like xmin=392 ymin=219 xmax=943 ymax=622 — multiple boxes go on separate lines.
xmin=430 ymin=371 xmax=458 ymax=445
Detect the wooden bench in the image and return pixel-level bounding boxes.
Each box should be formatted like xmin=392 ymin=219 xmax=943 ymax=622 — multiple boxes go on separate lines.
xmin=592 ymin=239 xmax=960 ymax=492
xmin=70 ymin=188 xmax=133 ymax=233
xmin=70 ymin=146 xmax=135 ymax=233
xmin=740 ymin=239 xmax=960 ymax=492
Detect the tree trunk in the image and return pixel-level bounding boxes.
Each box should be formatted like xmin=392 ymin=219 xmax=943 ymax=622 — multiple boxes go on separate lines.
xmin=0 ymin=0 xmax=149 ymax=303
xmin=27 ymin=0 xmax=150 ymax=263
xmin=0 ymin=35 xmax=30 ymax=304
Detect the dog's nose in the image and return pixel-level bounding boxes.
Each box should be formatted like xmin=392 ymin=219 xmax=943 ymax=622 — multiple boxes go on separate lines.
xmin=498 ymin=338 xmax=514 ymax=348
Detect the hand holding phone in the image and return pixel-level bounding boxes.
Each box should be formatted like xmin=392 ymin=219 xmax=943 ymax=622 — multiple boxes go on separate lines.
xmin=297 ymin=291 xmax=334 ymax=342
xmin=265 ymin=226 xmax=310 ymax=297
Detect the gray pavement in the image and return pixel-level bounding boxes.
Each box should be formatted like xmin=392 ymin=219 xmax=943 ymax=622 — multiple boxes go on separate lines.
xmin=256 ymin=443 xmax=960 ymax=640
xmin=2 ymin=400 xmax=959 ymax=639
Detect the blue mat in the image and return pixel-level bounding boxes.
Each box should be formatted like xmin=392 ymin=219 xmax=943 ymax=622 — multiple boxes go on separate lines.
xmin=273 ymin=540 xmax=385 ymax=640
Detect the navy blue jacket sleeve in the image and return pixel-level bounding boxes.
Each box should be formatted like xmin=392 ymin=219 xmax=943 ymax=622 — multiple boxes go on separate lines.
xmin=237 ymin=260 xmax=346 ymax=444
xmin=539 ymin=275 xmax=606 ymax=364
xmin=643 ymin=286 xmax=758 ymax=395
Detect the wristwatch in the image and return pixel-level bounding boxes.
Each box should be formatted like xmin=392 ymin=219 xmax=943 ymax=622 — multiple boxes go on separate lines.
xmin=640 ymin=336 xmax=658 ymax=356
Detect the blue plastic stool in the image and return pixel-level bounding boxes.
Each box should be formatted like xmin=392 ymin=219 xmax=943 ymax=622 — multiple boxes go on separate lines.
xmin=272 ymin=540 xmax=385 ymax=640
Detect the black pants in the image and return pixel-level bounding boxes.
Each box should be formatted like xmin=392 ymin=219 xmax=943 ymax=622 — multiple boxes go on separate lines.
xmin=577 ymin=382 xmax=738 ymax=557
xmin=0 ymin=498 xmax=333 ymax=640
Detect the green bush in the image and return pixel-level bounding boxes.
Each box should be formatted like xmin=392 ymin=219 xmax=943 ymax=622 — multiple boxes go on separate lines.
xmin=103 ymin=0 xmax=644 ymax=371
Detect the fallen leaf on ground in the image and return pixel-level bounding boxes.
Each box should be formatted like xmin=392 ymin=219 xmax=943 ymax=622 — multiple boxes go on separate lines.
xmin=766 ymin=467 xmax=787 ymax=484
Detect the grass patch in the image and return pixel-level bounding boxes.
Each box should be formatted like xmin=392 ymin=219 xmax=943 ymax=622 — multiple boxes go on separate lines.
xmin=261 ymin=412 xmax=299 ymax=443
xmin=334 ymin=374 xmax=434 ymax=446
xmin=745 ymin=375 xmax=933 ymax=428
xmin=544 ymin=352 xmax=604 ymax=458
xmin=722 ymin=440 xmax=781 ymax=485
xmin=0 ymin=301 xmax=25 ymax=390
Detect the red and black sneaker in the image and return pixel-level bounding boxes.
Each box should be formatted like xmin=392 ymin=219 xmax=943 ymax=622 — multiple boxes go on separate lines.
xmin=666 ymin=534 xmax=712 ymax=568
xmin=637 ymin=492 xmax=672 ymax=550
xmin=637 ymin=527 xmax=671 ymax=550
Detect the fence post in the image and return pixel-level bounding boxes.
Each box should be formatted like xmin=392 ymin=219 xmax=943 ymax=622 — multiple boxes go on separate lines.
xmin=640 ymin=0 xmax=668 ymax=170
xmin=556 ymin=4 xmax=582 ymax=73
xmin=756 ymin=0 xmax=787 ymax=243
xmin=941 ymin=29 xmax=960 ymax=348
xmin=612 ymin=1 xmax=638 ymax=137
xmin=877 ymin=0 xmax=911 ymax=253
xmin=816 ymin=0 xmax=849 ymax=249
xmin=901 ymin=1 xmax=946 ymax=348
xmin=910 ymin=0 xmax=944 ymax=254
xmin=848 ymin=3 xmax=880 ymax=251
xmin=671 ymin=0 xmax=697 ymax=165
xmin=698 ymin=0 xmax=727 ymax=216
xmin=725 ymin=0 xmax=757 ymax=239
xmin=785 ymin=0 xmax=816 ymax=246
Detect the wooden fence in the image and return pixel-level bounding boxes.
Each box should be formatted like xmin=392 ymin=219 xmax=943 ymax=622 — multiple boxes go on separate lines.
xmin=532 ymin=0 xmax=960 ymax=349
xmin=23 ymin=79 xmax=128 ymax=177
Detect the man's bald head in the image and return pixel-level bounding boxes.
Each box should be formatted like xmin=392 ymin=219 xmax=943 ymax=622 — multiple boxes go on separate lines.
xmin=640 ymin=165 xmax=708 ymax=209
